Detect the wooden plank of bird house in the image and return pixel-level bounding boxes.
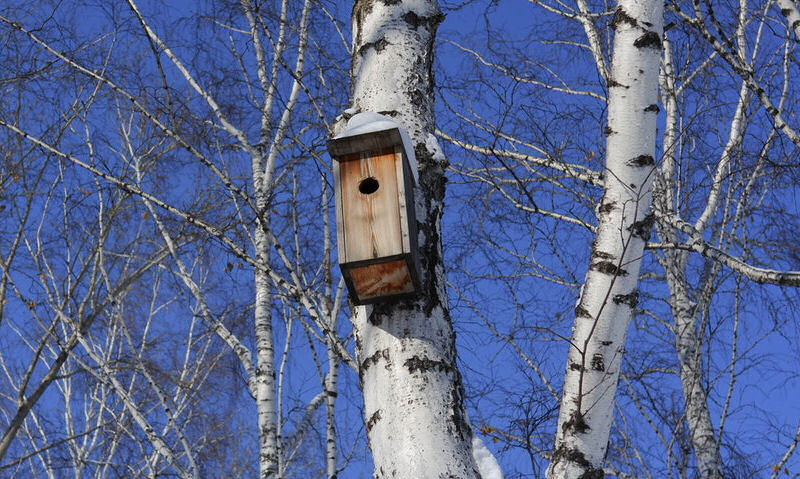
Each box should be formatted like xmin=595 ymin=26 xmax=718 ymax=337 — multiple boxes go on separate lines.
xmin=333 ymin=157 xmax=346 ymax=264
xmin=339 ymin=147 xmax=403 ymax=263
xmin=348 ymin=259 xmax=415 ymax=303
xmin=393 ymin=144 xmax=411 ymax=254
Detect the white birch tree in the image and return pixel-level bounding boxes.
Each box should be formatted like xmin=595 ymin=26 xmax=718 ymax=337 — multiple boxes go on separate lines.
xmin=345 ymin=0 xmax=482 ymax=477
xmin=546 ymin=0 xmax=663 ymax=476
xmin=437 ymin=0 xmax=800 ymax=476
xmin=0 ymin=1 xmax=356 ymax=476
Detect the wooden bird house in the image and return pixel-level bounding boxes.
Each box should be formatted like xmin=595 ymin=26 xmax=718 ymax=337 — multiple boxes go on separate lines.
xmin=327 ymin=118 xmax=421 ymax=305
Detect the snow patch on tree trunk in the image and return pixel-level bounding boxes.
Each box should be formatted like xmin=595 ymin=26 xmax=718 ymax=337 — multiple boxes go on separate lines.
xmin=472 ymin=435 xmax=504 ymax=479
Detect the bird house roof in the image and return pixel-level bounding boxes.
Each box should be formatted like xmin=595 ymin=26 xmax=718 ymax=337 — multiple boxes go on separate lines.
xmin=329 ymin=112 xmax=419 ymax=185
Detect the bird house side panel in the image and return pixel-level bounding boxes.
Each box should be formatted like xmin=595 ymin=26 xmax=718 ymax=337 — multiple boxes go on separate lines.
xmin=339 ymin=148 xmax=403 ymax=263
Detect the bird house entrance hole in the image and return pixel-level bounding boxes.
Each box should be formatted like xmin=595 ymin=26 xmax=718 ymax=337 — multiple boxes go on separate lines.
xmin=359 ymin=177 xmax=380 ymax=195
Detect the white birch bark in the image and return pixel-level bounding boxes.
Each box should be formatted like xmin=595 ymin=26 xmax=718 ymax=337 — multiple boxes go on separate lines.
xmin=777 ymin=0 xmax=800 ymax=40
xmin=653 ymin=36 xmax=725 ymax=479
xmin=348 ymin=0 xmax=480 ymax=477
xmin=547 ymin=0 xmax=663 ymax=477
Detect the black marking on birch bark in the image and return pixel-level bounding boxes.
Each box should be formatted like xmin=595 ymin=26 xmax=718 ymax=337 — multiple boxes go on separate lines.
xmin=793 ymin=19 xmax=800 ymax=30
xmin=358 ymin=37 xmax=390 ymax=56
xmin=352 ymin=0 xmax=373 ymax=48
xmin=368 ymin=308 xmax=384 ymax=325
xmin=593 ymin=250 xmax=615 ymax=260
xmin=366 ymin=409 xmax=382 ymax=432
xmin=575 ymin=305 xmax=592 ymax=318
xmin=562 ymin=411 xmax=590 ymax=433
xmin=403 ymin=11 xmax=423 ymax=28
xmin=634 ymin=31 xmax=662 ymax=49
xmin=627 ymin=213 xmax=655 ymax=240
xmin=644 ymin=104 xmax=660 ymax=113
xmin=402 ymin=11 xmax=445 ymax=30
xmin=404 ymin=355 xmax=454 ymax=374
xmin=612 ymin=7 xmax=638 ymax=29
xmin=601 ymin=340 xmax=613 ymax=346
xmin=381 ymin=0 xmax=401 ymax=4
xmin=781 ymin=8 xmax=792 ymax=16
xmin=603 ymin=126 xmax=615 ymax=136
xmin=613 ymin=291 xmax=639 ymax=308
xmin=606 ymin=78 xmax=627 ymax=89
xmin=590 ymin=261 xmax=629 ymax=276
xmin=551 ymin=445 xmax=605 ymax=479
xmin=579 ymin=468 xmax=604 ymax=479
xmin=570 ymin=362 xmax=584 ymax=371
xmin=360 ymin=348 xmax=389 ymax=372
xmin=598 ymin=201 xmax=616 ymax=213
xmin=409 ymin=88 xmax=428 ymax=110
xmin=627 ymin=154 xmax=655 ymax=167
xmin=449 ymin=383 xmax=470 ymax=440
xmin=418 ymin=150 xmax=447 ymax=316
xmin=591 ymin=354 xmax=605 ymax=371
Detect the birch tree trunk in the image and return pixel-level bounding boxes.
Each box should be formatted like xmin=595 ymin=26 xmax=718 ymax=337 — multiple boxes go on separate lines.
xmin=547 ymin=0 xmax=663 ymax=477
xmin=657 ymin=36 xmax=724 ymax=479
xmin=347 ymin=1 xmax=480 ymax=477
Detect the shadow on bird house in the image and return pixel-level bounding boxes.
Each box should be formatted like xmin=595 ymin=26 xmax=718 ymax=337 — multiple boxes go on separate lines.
xmin=327 ymin=113 xmax=421 ymax=305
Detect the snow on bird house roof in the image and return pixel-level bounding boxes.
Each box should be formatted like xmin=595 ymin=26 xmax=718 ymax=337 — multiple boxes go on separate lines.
xmin=330 ymin=112 xmax=419 ymax=185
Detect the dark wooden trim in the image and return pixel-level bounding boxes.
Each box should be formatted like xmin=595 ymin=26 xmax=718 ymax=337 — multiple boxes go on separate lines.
xmin=327 ymin=128 xmax=404 ymax=159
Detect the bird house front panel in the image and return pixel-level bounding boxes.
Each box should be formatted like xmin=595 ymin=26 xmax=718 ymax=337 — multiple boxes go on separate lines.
xmin=338 ymin=147 xmax=405 ymax=263
xmin=327 ymin=121 xmax=421 ymax=304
